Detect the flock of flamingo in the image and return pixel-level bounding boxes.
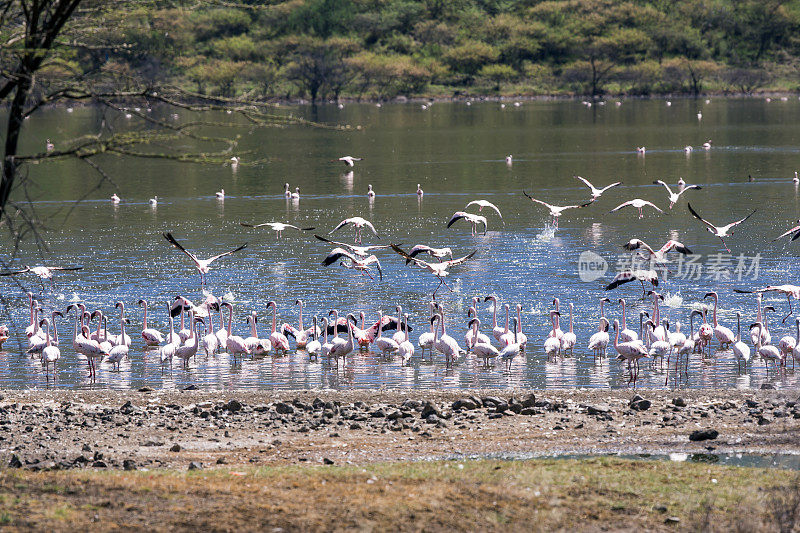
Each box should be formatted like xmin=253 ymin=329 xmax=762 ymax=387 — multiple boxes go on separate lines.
xmin=7 ymin=145 xmax=800 ymax=388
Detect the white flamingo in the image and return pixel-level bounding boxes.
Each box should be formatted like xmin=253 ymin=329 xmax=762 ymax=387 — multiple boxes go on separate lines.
xmin=544 ymin=311 xmax=562 ymax=357
xmin=417 ymin=302 xmax=437 ymax=357
xmin=267 ymin=301 xmax=290 ymax=355
xmin=201 ymin=310 xmax=219 ymax=356
xmin=216 ymin=189 xmax=225 ymax=199
xmin=240 ymin=221 xmax=315 ymax=238
xmin=653 ymin=180 xmax=701 ymax=209
xmin=138 ymin=299 xmax=164 ymax=346
xmin=617 ymin=298 xmax=638 ymax=343
xmin=753 ymin=321 xmax=781 ymax=372
xmin=367 ymin=184 xmax=375 ymax=198
xmin=106 ymin=315 xmax=129 ymax=371
xmin=605 ymin=269 xmax=659 ymax=296
xmin=446 ymin=211 xmax=487 ymax=236
xmin=222 ymin=302 xmax=250 ymax=360
xmin=468 ymin=317 xmax=499 ymax=368
xmin=465 ymin=200 xmax=503 ymax=220
xmin=305 ymin=317 xmax=322 ymax=360
xmin=612 ymin=319 xmax=649 ymax=387
xmin=588 ymin=317 xmax=610 ymax=358
xmin=41 ymin=317 xmax=61 ymax=374
xmin=322 ymin=247 xmax=383 ymax=280
xmin=522 ymin=191 xmax=591 ymax=228
xmin=573 ymin=175 xmax=622 ymax=201
xmin=622 ymin=239 xmax=692 ymax=263
xmin=329 ymin=217 xmax=379 ymax=244
xmin=374 ymin=310 xmax=399 ymax=355
xmin=431 ymin=312 xmax=460 ymax=367
xmin=735 ymin=285 xmax=800 ymax=324
xmin=484 ymin=296 xmax=507 ymax=341
xmin=733 ymin=312 xmax=751 ymax=372
xmin=407 ymin=245 xmax=453 ymax=262
xmin=610 ymin=199 xmax=664 ymax=219
xmin=337 ymin=156 xmax=362 ymax=167
xmin=560 ymin=303 xmax=577 ymax=354
xmin=704 ymin=291 xmax=734 ymax=348
xmin=772 ymin=219 xmax=800 ymax=242
xmin=498 ymin=317 xmax=522 ymax=370
xmin=391 ymin=245 xmax=476 ymax=299
xmin=111 ymin=194 xmax=120 ymax=204
xmin=314 ymin=234 xmax=392 ymax=258
xmin=417 ymin=184 xmax=424 ymax=197
xmin=163 ymin=232 xmax=248 ymax=287
xmin=174 ymin=314 xmax=201 ymax=367
xmin=111 ymin=302 xmax=132 ymax=347
xmin=687 ymin=203 xmax=756 ymax=253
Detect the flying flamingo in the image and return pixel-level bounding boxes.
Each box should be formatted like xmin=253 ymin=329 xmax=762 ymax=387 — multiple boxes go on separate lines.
xmin=735 ymin=285 xmax=800 ymax=323
xmin=704 ymin=291 xmax=735 ymax=348
xmin=772 ymin=220 xmax=800 ymax=242
xmin=687 ymin=203 xmax=756 ymax=252
xmin=391 ymin=244 xmax=476 ymax=299
xmin=605 ymin=269 xmax=659 ymax=296
xmin=329 ymin=217 xmax=379 ymax=244
xmin=610 ymin=199 xmax=664 ymax=219
xmin=240 ymin=222 xmax=315 ymax=238
xmin=522 ymin=191 xmax=591 ymax=228
xmin=314 ymin=235 xmax=393 ymax=258
xmin=322 ymin=248 xmax=383 ymax=280
xmin=407 ymin=245 xmax=453 ymax=262
xmin=446 ymin=211 xmax=487 ymax=236
xmin=622 ymin=239 xmax=692 ymax=262
xmin=573 ymin=176 xmax=622 ymax=201
xmin=653 ymin=180 xmax=701 ymax=209
xmin=0 ymin=265 xmax=83 ymax=291
xmin=138 ymin=299 xmax=164 ymax=346
xmin=337 ymin=156 xmax=363 ymax=167
xmin=465 ymin=200 xmax=503 ymax=220
xmin=163 ymin=232 xmax=247 ymax=287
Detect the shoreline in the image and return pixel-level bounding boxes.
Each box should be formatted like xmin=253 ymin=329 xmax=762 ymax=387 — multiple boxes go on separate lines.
xmin=1 ymin=387 xmax=797 ymax=472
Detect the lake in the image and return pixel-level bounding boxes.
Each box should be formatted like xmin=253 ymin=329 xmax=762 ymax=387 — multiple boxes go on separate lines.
xmin=4 ymin=97 xmax=800 ymax=391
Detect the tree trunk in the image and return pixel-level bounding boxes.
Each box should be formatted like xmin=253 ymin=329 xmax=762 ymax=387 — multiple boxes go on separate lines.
xmin=0 ymin=72 xmax=32 ymax=217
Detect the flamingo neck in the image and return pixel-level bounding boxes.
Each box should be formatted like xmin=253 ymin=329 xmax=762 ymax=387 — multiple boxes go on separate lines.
xmin=227 ymin=306 xmax=233 ymax=336
xmin=45 ymin=321 xmax=51 ymax=346
xmin=504 ymin=307 xmax=509 ymax=333
xmin=516 ymin=307 xmax=522 ymax=334
xmin=298 ymin=303 xmax=304 ymax=330
xmin=491 ymin=299 xmax=498 ymax=327
xmin=51 ymin=314 xmax=58 ymax=344
xmin=271 ymin=306 xmax=277 ymax=334
xmin=712 ymin=295 xmax=719 ymax=326
xmin=180 ymin=310 xmax=185 ymax=330
xmin=142 ymin=302 xmax=148 ymax=330
xmin=569 ymin=306 xmax=574 ymax=333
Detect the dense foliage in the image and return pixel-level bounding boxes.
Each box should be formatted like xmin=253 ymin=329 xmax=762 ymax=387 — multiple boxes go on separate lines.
xmin=30 ymin=0 xmax=800 ymax=100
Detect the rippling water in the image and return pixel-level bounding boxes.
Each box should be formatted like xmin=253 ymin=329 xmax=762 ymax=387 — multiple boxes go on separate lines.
xmin=4 ymin=98 xmax=800 ymax=391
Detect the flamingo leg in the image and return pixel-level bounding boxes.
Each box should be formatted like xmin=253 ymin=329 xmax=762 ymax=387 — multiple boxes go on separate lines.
xmin=782 ymin=295 xmax=793 ymax=324
xmin=719 ymin=237 xmax=731 ymax=253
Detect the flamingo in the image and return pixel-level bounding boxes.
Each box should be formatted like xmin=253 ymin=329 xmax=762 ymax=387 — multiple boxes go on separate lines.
xmin=327 ymin=310 xmax=354 ymax=364
xmin=550 ymin=298 xmax=566 ymax=340
xmin=465 ymin=200 xmax=503 ymax=220
xmin=418 ymin=302 xmax=437 ymax=357
xmin=752 ymin=322 xmax=782 ymax=372
xmin=285 ymin=299 xmax=315 ymax=349
xmin=222 ymin=302 xmax=250 ymax=360
xmin=267 ymin=301 xmax=290 ymax=355
xmin=617 ymin=299 xmax=638 ymax=343
xmin=284 ymin=183 xmax=292 ymax=198
xmin=636 ymin=146 xmax=646 ymax=154
xmin=733 ymin=312 xmax=751 ymax=372
xmin=138 ymin=299 xmax=164 ymax=346
xmin=687 ymin=203 xmax=756 ymax=253
xmin=407 ymin=245 xmax=453 ymax=262
xmin=622 ymin=239 xmax=692 ymax=262
xmin=544 ymin=311 xmax=562 ymax=357
xmin=322 ymin=248 xmax=383 ymax=280
xmin=779 ymin=323 xmax=797 ymax=362
xmin=240 ymin=221 xmax=315 ymax=238
xmin=229 ymin=156 xmax=240 ymax=169
xmin=314 ymin=235 xmax=393 ymax=258
xmin=792 ymin=319 xmax=800 ymax=370
xmin=111 ymin=194 xmax=120 ymax=204
xmin=165 ymin=304 xmax=181 ymax=345
xmin=391 ymin=305 xmax=407 ymax=345
xmin=560 ymin=303 xmax=577 ymax=355
xmin=216 ymin=304 xmax=229 ymax=347
xmin=291 ymin=187 xmax=300 ymax=199
xmin=244 ymin=312 xmax=268 ymax=355
xmin=162 ymin=232 xmax=248 ymax=287
xmin=40 ymin=317 xmax=60 ymax=374
xmin=150 ymin=196 xmax=158 ymax=206
xmin=573 ymin=176 xmax=622 ymax=201
xmin=795 ymin=171 xmax=800 ymax=184
xmin=391 ymin=245 xmax=476 ymax=299
xmin=468 ymin=318 xmax=499 ymax=368
xmin=522 ymin=191 xmax=591 ymax=228
xmin=498 ymin=317 xmax=522 ymax=370
xmin=612 ymin=319 xmax=649 ymax=387
xmin=677 ymin=178 xmax=686 ymax=192
xmin=329 ymin=217 xmax=379 ymax=244
xmin=24 ymin=293 xmax=38 ymax=338
xmin=110 ymin=302 xmax=132 ymax=347
xmin=697 ymin=310 xmax=714 ymax=355
xmin=648 ymin=291 xmax=667 ymax=343
xmin=337 ymin=156 xmax=363 ymax=167
xmin=484 ymin=296 xmax=507 ymax=341
xmin=605 ymin=269 xmax=659 ymax=296
xmin=46 ymin=138 xmax=54 ymax=151
xmin=588 ymin=317 xmax=610 ymax=358
xmin=654 ymin=180 xmax=701 ymax=209
xmin=514 ymin=304 xmax=528 ymax=349
xmin=735 ymin=285 xmax=800 ymax=324
xmin=174 ymin=314 xmax=201 ymax=367
xmin=417 ymin=184 xmax=424 ymax=197
xmin=367 ymin=184 xmax=375 ymax=198
xmin=106 ymin=313 xmax=129 ymax=370
xmin=703 ymin=140 xmax=712 ymax=149
xmin=320 ymin=317 xmax=333 ymax=358
xmin=68 ymin=306 xmax=108 ymax=379
xmin=647 ymin=319 xmax=672 ymax=366
xmin=610 ymin=199 xmax=664 ymax=219
xmin=431 ymin=312 xmax=460 ymax=367
xmin=446 ymin=211 xmax=487 ymax=236
xmin=505 ymin=155 xmax=512 ymax=165
xmin=27 ymin=310 xmax=61 ymax=355
xmin=705 ymin=291 xmax=735 ymax=348
xmin=745 ymin=293 xmax=771 ymax=346
xmin=772 ymin=220 xmax=800 ymax=242
xmin=305 ymin=316 xmax=322 ymax=360
xmin=201 ymin=310 xmax=219 ymax=356
xmin=0 ymin=265 xmax=83 ymax=288
xmin=684 ymin=145 xmax=693 ymax=154
xmin=216 ymin=189 xmax=225 ymax=199
xmin=374 ymin=310 xmax=399 ymax=355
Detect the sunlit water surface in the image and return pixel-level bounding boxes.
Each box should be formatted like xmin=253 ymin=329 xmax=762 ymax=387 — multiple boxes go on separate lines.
xmin=4 ymin=98 xmax=800 ymax=391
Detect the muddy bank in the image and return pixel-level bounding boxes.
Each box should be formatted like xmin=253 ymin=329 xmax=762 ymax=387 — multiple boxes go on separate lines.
xmin=0 ymin=388 xmax=798 ymax=472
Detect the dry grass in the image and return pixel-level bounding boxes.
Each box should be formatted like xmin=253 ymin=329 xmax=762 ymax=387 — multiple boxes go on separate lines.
xmin=0 ymin=458 xmax=797 ymax=532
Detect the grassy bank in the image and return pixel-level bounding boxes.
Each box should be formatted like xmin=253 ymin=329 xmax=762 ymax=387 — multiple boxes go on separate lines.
xmin=1 ymin=458 xmax=797 ymax=531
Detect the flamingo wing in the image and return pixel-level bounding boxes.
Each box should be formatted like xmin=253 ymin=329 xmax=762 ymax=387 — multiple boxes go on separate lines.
xmin=653 ymin=180 xmax=673 ymax=196
xmin=363 ymin=256 xmax=383 ymax=280
xmin=605 ymin=271 xmax=636 ymax=290
xmin=622 ymin=239 xmax=653 ymax=255
xmin=390 ymin=244 xmax=430 ymax=268
xmin=598 ymin=181 xmax=623 ymax=193
xmin=314 ymin=234 xmax=352 ymax=249
xmin=573 ymin=175 xmax=595 ymax=191
xmin=0 ymin=268 xmax=31 ymax=276
xmin=661 ymin=240 xmax=692 ymax=255
xmin=521 ymin=191 xmax=552 ymax=210
xmin=163 ymin=232 xmax=201 ymax=267
xmin=322 ymin=247 xmax=358 ymax=266
xmin=239 ymin=222 xmax=276 ymax=229
xmin=362 ymin=220 xmax=379 ymax=236
xmin=466 ymin=200 xmax=502 ymax=218
xmin=45 ymin=266 xmax=83 ymax=272
xmin=677 ymin=184 xmax=703 ymax=196
xmin=610 ymin=200 xmax=636 ymax=212
xmin=446 ymin=212 xmax=468 ymax=228
xmin=686 ymin=203 xmax=718 ymax=231
xmin=329 ymin=219 xmax=352 ymax=235
xmin=726 ymin=209 xmax=757 ymax=231
xmin=206 ymin=243 xmax=248 ymax=264
xmin=772 ymin=225 xmax=800 ymax=241
xmin=445 ymin=250 xmax=477 ymax=267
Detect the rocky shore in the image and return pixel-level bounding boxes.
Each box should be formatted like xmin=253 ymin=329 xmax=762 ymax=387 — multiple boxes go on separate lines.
xmin=1 ymin=388 xmax=798 ymax=472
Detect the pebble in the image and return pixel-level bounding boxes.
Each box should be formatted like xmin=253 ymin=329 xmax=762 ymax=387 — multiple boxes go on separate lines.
xmin=170 ymin=444 xmax=181 ymax=452
xmin=123 ymin=459 xmax=137 ymax=471
xmin=672 ymin=397 xmax=687 ymax=407
xmin=188 ymin=461 xmax=203 ymax=470
xmin=689 ymin=429 xmax=719 ymax=441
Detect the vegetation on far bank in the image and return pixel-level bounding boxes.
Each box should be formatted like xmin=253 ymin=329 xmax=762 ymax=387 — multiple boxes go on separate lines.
xmin=70 ymin=0 xmax=800 ymax=102
xmin=1 ymin=458 xmax=799 ymax=531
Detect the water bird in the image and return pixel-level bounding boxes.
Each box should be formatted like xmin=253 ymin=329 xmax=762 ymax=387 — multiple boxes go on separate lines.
xmin=215 ymin=189 xmax=225 ymax=199
xmin=752 ymin=321 xmax=781 ymax=371
xmin=704 ymin=291 xmax=734 ymax=348
xmin=367 ymin=184 xmax=375 ymax=198
xmin=162 ymin=232 xmax=247 ymax=287
xmin=329 ymin=217 xmax=379 ymax=244
xmin=416 ymin=184 xmax=424 ymax=197
xmin=703 ymin=140 xmax=712 ymax=149
xmin=588 ymin=317 xmax=610 ymax=358
xmin=41 ymin=317 xmax=60 ymax=373
xmin=465 ymin=200 xmax=502 ymax=220
xmin=773 ymin=220 xmax=800 ymax=241
xmin=446 ymin=211 xmax=487 ymax=236
xmin=687 ymin=203 xmax=756 ymax=252
xmin=795 ymin=172 xmax=799 ymax=184
xmin=229 ymin=156 xmax=240 ymax=169
xmin=605 ymin=269 xmax=659 ymax=295
xmin=522 ymin=191 xmax=592 ymax=228
xmin=138 ymin=299 xmax=164 ymax=346
xmin=292 ymin=187 xmax=300 ymax=199
xmin=321 ymin=248 xmax=383 ymax=280
xmin=467 ymin=318 xmax=499 ymax=367
xmin=407 ymin=245 xmax=453 ymax=262
xmin=677 ymin=178 xmax=686 ymax=192
xmin=612 ymin=319 xmax=649 ymax=386
xmin=284 ymin=183 xmax=292 ymax=198
xmin=610 ymin=199 xmax=663 ymax=219
xmin=240 ymin=222 xmax=315 ymax=238
xmin=430 ymin=312 xmax=459 ymax=367
xmin=733 ymin=312 xmax=751 ymax=371
xmin=654 ymin=179 xmax=702 ymax=209
xmin=684 ymin=145 xmax=693 ymax=153
xmin=0 ymin=265 xmax=82 ymax=281
xmin=573 ymin=176 xmax=622 ymax=201
xmin=735 ymin=285 xmax=800 ymax=323
xmin=498 ymin=317 xmax=522 ymax=369
xmin=111 ymin=194 xmax=120 ymax=204
xmin=622 ymin=239 xmax=692 ymax=262
xmin=313 ymin=235 xmax=392 ymax=258
xmin=391 ymin=244 xmax=476 ymax=299
xmin=337 ymin=156 xmax=363 ymax=167
xmin=46 ymin=138 xmax=54 ymax=152
xmin=150 ymin=196 xmax=158 ymax=206
xmin=505 ymin=155 xmax=513 ymax=165
xmin=636 ymin=146 xmax=646 ymax=154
